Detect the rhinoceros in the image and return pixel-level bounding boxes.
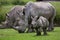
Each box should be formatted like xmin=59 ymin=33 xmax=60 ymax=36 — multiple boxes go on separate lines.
xmin=0 ymin=5 xmax=26 ymax=33
xmin=23 ymin=2 xmax=56 ymax=32
xmin=31 ymin=16 xmax=49 ymax=35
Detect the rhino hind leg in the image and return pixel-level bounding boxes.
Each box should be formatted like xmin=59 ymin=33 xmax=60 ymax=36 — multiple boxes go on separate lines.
xmin=47 ymin=18 xmax=54 ymax=31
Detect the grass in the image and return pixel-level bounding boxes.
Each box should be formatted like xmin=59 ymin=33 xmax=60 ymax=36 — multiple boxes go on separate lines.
xmin=0 ymin=27 xmax=60 ymax=40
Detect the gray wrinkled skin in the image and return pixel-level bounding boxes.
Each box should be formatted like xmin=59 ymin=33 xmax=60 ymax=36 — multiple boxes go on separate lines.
xmin=0 ymin=5 xmax=26 ymax=33
xmin=32 ymin=16 xmax=49 ymax=35
xmin=24 ymin=2 xmax=56 ymax=32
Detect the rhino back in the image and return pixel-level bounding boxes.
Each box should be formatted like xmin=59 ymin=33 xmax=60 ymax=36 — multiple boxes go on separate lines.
xmin=37 ymin=16 xmax=49 ymax=27
xmin=25 ymin=2 xmax=55 ymax=19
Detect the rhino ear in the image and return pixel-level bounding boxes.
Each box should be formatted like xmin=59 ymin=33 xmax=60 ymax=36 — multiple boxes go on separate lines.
xmin=31 ymin=16 xmax=34 ymax=20
xmin=6 ymin=13 xmax=9 ymax=17
xmin=23 ymin=8 xmax=25 ymax=15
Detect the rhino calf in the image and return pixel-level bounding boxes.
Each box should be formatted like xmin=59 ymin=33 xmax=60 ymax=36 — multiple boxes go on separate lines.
xmin=31 ymin=16 xmax=49 ymax=35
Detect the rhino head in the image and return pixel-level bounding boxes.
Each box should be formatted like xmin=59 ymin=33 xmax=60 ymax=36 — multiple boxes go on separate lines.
xmin=31 ymin=16 xmax=39 ymax=27
xmin=0 ymin=7 xmax=26 ymax=33
xmin=5 ymin=10 xmax=26 ymax=33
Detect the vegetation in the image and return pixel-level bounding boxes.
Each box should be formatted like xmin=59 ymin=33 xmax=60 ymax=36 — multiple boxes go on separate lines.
xmin=0 ymin=27 xmax=60 ymax=40
xmin=0 ymin=0 xmax=35 ymax=5
xmin=51 ymin=2 xmax=60 ymax=25
xmin=0 ymin=5 xmax=14 ymax=22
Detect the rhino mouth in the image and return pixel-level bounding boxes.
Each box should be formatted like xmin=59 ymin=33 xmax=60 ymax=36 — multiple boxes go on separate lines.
xmin=12 ymin=26 xmax=26 ymax=33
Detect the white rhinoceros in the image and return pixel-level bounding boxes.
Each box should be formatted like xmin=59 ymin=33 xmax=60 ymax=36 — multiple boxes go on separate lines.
xmin=0 ymin=5 xmax=26 ymax=33
xmin=23 ymin=1 xmax=56 ymax=32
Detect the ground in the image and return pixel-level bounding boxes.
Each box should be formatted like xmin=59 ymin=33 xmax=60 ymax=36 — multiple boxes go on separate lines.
xmin=0 ymin=27 xmax=60 ymax=40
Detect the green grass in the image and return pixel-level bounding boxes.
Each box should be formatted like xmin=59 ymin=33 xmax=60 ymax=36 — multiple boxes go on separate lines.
xmin=0 ymin=27 xmax=60 ymax=40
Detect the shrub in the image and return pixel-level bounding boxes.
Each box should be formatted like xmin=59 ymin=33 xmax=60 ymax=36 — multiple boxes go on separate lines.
xmin=51 ymin=2 xmax=60 ymax=26
xmin=12 ymin=0 xmax=26 ymax=5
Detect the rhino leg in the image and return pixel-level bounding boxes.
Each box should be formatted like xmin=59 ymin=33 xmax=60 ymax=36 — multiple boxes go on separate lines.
xmin=18 ymin=30 xmax=24 ymax=33
xmin=27 ymin=28 xmax=33 ymax=33
xmin=47 ymin=18 xmax=54 ymax=31
xmin=26 ymin=23 xmax=35 ymax=33
xmin=27 ymin=25 xmax=35 ymax=33
xmin=35 ymin=27 xmax=41 ymax=36
xmin=43 ymin=27 xmax=47 ymax=35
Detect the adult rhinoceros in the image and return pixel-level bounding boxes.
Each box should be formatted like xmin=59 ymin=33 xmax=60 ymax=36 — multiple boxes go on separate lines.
xmin=23 ymin=2 xmax=56 ymax=32
xmin=0 ymin=5 xmax=26 ymax=33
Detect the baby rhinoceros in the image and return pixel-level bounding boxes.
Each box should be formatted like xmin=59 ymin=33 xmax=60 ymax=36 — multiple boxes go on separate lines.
xmin=31 ymin=16 xmax=49 ymax=36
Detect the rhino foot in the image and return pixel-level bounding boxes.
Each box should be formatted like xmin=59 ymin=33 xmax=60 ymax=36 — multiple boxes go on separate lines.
xmin=47 ymin=28 xmax=54 ymax=32
xmin=26 ymin=29 xmax=35 ymax=33
xmin=18 ymin=30 xmax=24 ymax=33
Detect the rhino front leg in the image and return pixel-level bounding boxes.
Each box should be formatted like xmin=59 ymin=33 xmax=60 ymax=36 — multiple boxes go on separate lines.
xmin=27 ymin=28 xmax=33 ymax=33
xmin=18 ymin=30 xmax=24 ymax=33
xmin=43 ymin=27 xmax=47 ymax=35
xmin=35 ymin=27 xmax=41 ymax=36
xmin=27 ymin=24 xmax=35 ymax=33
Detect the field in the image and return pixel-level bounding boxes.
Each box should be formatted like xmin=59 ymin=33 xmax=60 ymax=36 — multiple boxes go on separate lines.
xmin=0 ymin=27 xmax=60 ymax=40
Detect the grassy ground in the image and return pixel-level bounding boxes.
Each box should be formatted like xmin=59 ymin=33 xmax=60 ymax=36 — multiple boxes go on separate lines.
xmin=0 ymin=27 xmax=60 ymax=40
